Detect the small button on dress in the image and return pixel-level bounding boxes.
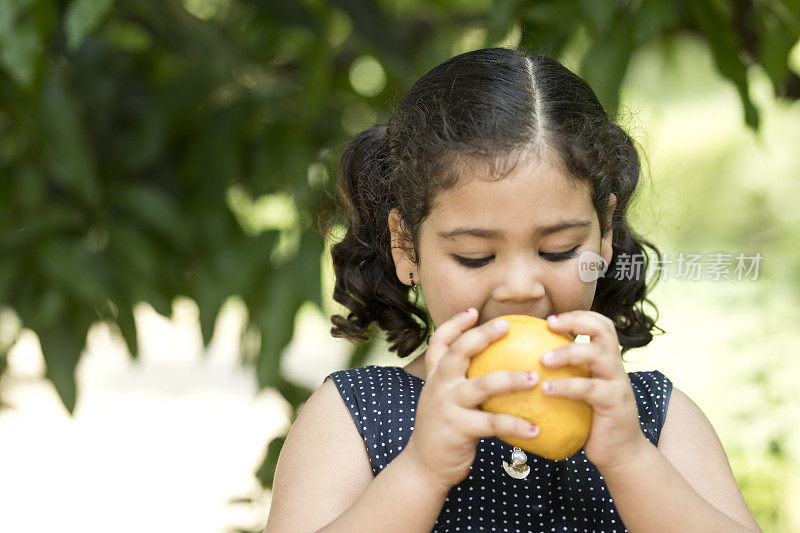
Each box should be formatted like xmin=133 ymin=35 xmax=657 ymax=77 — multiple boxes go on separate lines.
xmin=324 ymin=365 xmax=673 ymax=533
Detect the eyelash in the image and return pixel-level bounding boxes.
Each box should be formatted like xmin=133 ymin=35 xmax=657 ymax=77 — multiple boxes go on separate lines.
xmin=453 ymin=247 xmax=580 ymax=268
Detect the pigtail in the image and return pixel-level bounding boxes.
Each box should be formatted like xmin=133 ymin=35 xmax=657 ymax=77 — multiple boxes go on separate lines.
xmin=590 ymin=123 xmax=664 ymax=355
xmin=328 ymin=125 xmax=430 ymax=357
xmin=593 ymin=225 xmax=664 ymax=355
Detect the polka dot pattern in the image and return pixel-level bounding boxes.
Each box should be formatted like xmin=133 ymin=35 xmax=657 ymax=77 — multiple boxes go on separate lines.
xmin=324 ymin=366 xmax=673 ymax=532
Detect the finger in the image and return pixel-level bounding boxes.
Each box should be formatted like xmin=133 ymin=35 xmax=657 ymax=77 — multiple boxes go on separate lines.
xmin=540 ymin=343 xmax=618 ymax=380
xmin=541 ymin=343 xmax=598 ymax=368
xmin=546 ymin=311 xmax=619 ymax=353
xmin=460 ymin=408 xmax=541 ymax=440
xmin=456 ymin=370 xmax=539 ymax=408
xmin=425 ymin=308 xmax=479 ymax=376
xmin=436 ymin=318 xmax=511 ymax=381
xmin=542 ymin=376 xmax=629 ymax=410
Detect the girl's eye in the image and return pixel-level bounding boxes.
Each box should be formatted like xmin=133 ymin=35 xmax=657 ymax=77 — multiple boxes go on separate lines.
xmin=453 ymin=247 xmax=580 ymax=268
xmin=453 ymin=255 xmax=493 ymax=268
xmin=542 ymin=246 xmax=580 ymax=262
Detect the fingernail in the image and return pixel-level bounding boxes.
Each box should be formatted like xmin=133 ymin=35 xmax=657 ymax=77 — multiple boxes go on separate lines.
xmin=494 ymin=319 xmax=509 ymax=330
xmin=529 ymin=424 xmax=539 ymax=435
xmin=542 ymin=381 xmax=553 ymax=393
xmin=527 ymin=371 xmax=539 ymax=383
xmin=541 ymin=351 xmax=554 ymax=364
xmin=464 ymin=308 xmax=473 ymax=314
xmin=548 ymin=314 xmax=560 ymax=322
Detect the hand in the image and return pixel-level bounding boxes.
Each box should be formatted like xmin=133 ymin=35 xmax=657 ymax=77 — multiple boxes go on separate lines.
xmin=403 ymin=309 xmax=542 ymax=491
xmin=541 ymin=311 xmax=650 ymax=471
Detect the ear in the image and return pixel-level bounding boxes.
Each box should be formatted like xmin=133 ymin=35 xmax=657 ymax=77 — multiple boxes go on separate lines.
xmin=600 ymin=194 xmax=616 ymax=269
xmin=388 ymin=208 xmax=417 ymax=286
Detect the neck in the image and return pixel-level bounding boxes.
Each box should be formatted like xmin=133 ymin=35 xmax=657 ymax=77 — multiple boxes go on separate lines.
xmin=402 ymin=352 xmax=427 ymax=380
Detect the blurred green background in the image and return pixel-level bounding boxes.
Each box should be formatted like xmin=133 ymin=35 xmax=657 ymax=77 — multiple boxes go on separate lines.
xmin=1 ymin=1 xmax=799 ymax=531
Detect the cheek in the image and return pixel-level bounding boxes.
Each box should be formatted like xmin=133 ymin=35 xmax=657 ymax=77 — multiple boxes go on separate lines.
xmin=552 ymin=259 xmax=596 ymax=308
xmin=581 ymin=282 xmax=597 ymax=309
xmin=422 ymin=254 xmax=462 ymax=289
xmin=420 ymin=258 xmax=481 ymax=325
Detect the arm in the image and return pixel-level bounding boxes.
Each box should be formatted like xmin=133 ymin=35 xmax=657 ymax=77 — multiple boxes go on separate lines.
xmin=317 ymin=446 xmax=451 ymax=532
xmin=598 ymin=387 xmax=762 ymax=533
xmin=264 ymin=379 xmax=450 ymax=533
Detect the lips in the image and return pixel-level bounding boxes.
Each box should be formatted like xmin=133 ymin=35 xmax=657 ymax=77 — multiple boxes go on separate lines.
xmin=481 ymin=312 xmax=551 ymax=325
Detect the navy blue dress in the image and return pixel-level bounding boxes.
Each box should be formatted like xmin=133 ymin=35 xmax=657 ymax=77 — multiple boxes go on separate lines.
xmin=324 ymin=365 xmax=673 ymax=533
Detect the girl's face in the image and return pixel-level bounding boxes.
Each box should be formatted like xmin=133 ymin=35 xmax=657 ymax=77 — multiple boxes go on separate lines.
xmin=389 ymin=153 xmax=616 ymax=329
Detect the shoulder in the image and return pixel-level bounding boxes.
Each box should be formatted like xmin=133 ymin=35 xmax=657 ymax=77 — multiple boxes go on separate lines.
xmin=657 ymin=386 xmax=761 ymax=531
xmin=326 ymin=365 xmax=424 ymax=406
xmin=265 ymin=377 xmax=374 ymax=532
xmin=626 ymin=369 xmax=673 ymax=398
xmin=327 ymin=364 xmax=424 ymax=389
xmin=626 ymin=370 xmax=674 ymax=443
xmin=626 ymin=370 xmax=673 ymax=413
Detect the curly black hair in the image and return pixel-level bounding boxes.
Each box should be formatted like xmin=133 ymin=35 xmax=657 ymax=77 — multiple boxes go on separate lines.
xmin=322 ymin=47 xmax=664 ymax=359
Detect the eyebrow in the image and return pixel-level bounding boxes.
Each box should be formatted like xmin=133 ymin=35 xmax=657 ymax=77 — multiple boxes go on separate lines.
xmin=436 ymin=219 xmax=592 ymax=240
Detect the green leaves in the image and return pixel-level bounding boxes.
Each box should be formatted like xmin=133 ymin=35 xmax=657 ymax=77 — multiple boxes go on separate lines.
xmin=255 ymin=435 xmax=286 ymax=490
xmin=249 ymin=259 xmax=304 ymax=391
xmin=516 ymin=0 xmax=576 ymax=56
xmin=754 ymin=0 xmax=800 ymax=97
xmin=486 ymin=0 xmax=524 ymax=45
xmin=685 ymin=1 xmax=759 ymax=129
xmin=116 ymin=184 xmax=190 ymax=250
xmin=38 ymin=317 xmax=84 ymax=414
xmin=0 ymin=0 xmax=47 ymax=87
xmin=38 ymin=67 xmax=101 ymax=208
xmin=485 ymin=0 xmax=799 ymax=124
xmin=580 ymin=12 xmax=635 ymax=114
xmin=35 ymin=239 xmax=107 ymax=305
xmin=64 ymin=0 xmax=114 ymax=52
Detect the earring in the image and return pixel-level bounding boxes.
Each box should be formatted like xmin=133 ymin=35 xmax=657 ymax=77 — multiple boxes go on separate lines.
xmin=409 ymin=272 xmax=417 ymax=291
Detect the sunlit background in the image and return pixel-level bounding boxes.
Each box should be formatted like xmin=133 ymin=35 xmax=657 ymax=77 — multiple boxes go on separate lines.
xmin=1 ymin=1 xmax=799 ymax=532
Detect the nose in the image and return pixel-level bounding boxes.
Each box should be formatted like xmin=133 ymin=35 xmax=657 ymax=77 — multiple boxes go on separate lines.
xmin=492 ymin=255 xmax=546 ymax=302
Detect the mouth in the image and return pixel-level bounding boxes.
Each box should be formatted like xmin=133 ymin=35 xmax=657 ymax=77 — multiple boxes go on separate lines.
xmin=481 ymin=312 xmax=551 ymax=324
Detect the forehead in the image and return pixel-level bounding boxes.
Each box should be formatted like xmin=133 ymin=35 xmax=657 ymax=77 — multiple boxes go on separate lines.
xmin=426 ymin=155 xmax=595 ymax=237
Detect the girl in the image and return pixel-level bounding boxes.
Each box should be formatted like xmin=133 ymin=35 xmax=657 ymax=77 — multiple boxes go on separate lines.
xmin=265 ymin=48 xmax=761 ymax=532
